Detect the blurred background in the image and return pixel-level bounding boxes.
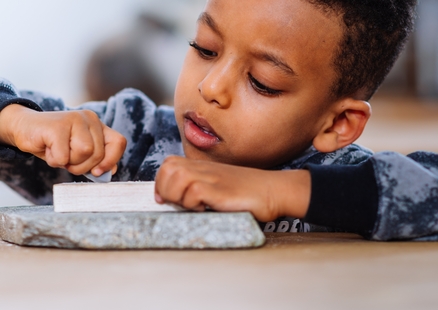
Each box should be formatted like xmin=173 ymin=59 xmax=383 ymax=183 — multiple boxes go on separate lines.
xmin=0 ymin=0 xmax=437 ymax=206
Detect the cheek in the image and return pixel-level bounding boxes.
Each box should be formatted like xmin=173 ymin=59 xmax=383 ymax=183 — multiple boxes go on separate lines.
xmin=173 ymin=61 xmax=193 ymax=135
xmin=226 ymin=104 xmax=319 ymax=165
xmin=174 ymin=56 xmax=199 ymax=117
xmin=174 ymin=58 xmax=194 ymax=105
xmin=260 ymin=117 xmax=309 ymax=148
xmin=175 ymin=49 xmax=206 ymax=94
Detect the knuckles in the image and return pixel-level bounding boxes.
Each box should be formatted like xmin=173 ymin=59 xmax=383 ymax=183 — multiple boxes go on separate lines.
xmin=46 ymin=155 xmax=69 ymax=168
xmin=75 ymin=142 xmax=95 ymax=158
xmin=159 ymin=156 xmax=187 ymax=178
xmin=180 ymin=182 xmax=206 ymax=210
xmin=113 ymin=132 xmax=127 ymax=151
xmin=162 ymin=155 xmax=182 ymax=166
xmin=76 ymin=109 xmax=100 ymax=122
xmin=187 ymin=182 xmax=204 ymax=199
xmin=57 ymin=110 xmax=101 ymax=128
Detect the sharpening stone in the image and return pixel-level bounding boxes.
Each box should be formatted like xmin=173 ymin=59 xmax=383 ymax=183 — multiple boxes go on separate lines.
xmin=0 ymin=206 xmax=266 ymax=249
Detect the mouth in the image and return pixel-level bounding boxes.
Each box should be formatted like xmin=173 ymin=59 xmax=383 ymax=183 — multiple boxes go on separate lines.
xmin=183 ymin=112 xmax=220 ymax=149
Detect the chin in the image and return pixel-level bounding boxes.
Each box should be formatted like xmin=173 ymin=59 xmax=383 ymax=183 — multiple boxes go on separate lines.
xmin=183 ymin=145 xmax=235 ymax=165
xmin=183 ymin=144 xmax=214 ymax=161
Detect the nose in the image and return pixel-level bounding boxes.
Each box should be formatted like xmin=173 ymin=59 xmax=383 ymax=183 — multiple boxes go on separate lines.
xmin=198 ymin=58 xmax=234 ymax=108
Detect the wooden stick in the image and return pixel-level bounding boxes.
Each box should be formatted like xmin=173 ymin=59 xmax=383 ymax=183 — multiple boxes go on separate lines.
xmin=53 ymin=181 xmax=184 ymax=213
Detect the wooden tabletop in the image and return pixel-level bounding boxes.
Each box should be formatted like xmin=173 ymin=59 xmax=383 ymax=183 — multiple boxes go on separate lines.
xmin=1 ymin=232 xmax=437 ymax=310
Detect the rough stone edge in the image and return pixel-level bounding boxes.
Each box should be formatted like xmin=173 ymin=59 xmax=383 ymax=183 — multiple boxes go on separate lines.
xmin=0 ymin=206 xmax=266 ymax=250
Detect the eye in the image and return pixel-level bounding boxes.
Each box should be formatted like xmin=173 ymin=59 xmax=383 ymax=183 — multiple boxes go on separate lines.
xmin=189 ymin=41 xmax=217 ymax=59
xmin=248 ymin=74 xmax=282 ymax=96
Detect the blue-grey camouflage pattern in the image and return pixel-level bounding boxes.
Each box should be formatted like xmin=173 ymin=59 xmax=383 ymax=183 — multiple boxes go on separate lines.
xmin=371 ymin=152 xmax=438 ymax=241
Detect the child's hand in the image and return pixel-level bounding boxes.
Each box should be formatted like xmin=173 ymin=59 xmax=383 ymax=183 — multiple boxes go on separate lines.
xmin=154 ymin=156 xmax=311 ymax=222
xmin=0 ymin=104 xmax=127 ymax=176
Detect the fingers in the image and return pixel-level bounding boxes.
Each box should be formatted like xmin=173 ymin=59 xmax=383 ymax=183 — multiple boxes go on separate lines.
xmin=181 ymin=182 xmax=213 ymax=211
xmin=90 ymin=126 xmax=126 ymax=176
xmin=62 ymin=111 xmax=104 ymax=175
xmin=66 ymin=112 xmax=107 ymax=175
xmin=42 ymin=110 xmax=125 ymax=176
xmin=8 ymin=107 xmax=126 ymax=176
xmin=155 ymin=156 xmax=192 ymax=204
xmin=42 ymin=128 xmax=71 ymax=168
xmin=69 ymin=114 xmax=104 ymax=166
xmin=155 ymin=156 xmax=219 ymax=211
xmin=154 ymin=157 xmax=281 ymax=221
xmin=155 ymin=157 xmax=192 ymax=204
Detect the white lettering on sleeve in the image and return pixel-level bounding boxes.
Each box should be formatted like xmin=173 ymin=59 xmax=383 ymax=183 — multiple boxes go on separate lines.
xmin=276 ymin=221 xmax=290 ymax=232
xmin=263 ymin=222 xmax=276 ymax=232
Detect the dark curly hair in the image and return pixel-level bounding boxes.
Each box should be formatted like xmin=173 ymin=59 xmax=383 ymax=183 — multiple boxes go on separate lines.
xmin=308 ymin=0 xmax=417 ymax=100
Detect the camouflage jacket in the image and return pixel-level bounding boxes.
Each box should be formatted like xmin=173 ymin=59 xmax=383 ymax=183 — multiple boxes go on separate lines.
xmin=1 ymin=78 xmax=437 ymax=241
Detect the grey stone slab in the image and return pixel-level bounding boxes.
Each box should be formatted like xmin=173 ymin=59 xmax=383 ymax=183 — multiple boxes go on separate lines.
xmin=0 ymin=206 xmax=265 ymax=249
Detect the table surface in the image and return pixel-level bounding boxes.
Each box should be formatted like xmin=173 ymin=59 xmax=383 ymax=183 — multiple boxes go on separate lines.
xmin=1 ymin=232 xmax=437 ymax=310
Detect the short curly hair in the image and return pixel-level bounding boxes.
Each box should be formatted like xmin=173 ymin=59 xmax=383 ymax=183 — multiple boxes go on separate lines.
xmin=308 ymin=0 xmax=417 ymax=100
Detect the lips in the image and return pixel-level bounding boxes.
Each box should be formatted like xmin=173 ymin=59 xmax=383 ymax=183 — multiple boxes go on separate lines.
xmin=183 ymin=112 xmax=220 ymax=149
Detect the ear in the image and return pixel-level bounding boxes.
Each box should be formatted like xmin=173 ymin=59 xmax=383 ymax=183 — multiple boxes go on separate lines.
xmin=313 ymin=98 xmax=371 ymax=153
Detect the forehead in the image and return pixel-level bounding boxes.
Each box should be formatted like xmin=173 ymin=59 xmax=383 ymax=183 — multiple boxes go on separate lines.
xmin=202 ymin=0 xmax=343 ymax=77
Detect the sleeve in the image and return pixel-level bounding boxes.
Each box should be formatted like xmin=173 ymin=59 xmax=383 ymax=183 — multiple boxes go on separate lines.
xmin=0 ymin=79 xmax=159 ymax=204
xmin=0 ymin=78 xmax=42 ymax=112
xmin=304 ymin=151 xmax=438 ymax=241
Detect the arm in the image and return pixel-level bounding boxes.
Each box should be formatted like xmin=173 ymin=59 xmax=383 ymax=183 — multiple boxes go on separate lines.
xmin=305 ymin=151 xmax=438 ymax=241
xmin=153 ymin=143 xmax=374 ymax=221
xmin=19 ymin=87 xmax=168 ymax=181
xmin=0 ymin=104 xmax=125 ymax=176
xmin=154 ymin=156 xmax=311 ymax=222
xmin=0 ymin=79 xmax=158 ymax=203
xmin=155 ymin=152 xmax=438 ymax=241
xmin=0 ymin=78 xmax=170 ymax=203
xmin=0 ymin=78 xmax=126 ymax=177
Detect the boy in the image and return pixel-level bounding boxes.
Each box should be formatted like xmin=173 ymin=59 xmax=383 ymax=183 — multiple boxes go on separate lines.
xmin=1 ymin=0 xmax=431 ymax=241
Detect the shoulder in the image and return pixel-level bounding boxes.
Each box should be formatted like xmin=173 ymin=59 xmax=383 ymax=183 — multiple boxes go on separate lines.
xmin=371 ymin=150 xmax=438 ymax=182
xmin=106 ymin=88 xmax=157 ymax=118
xmin=106 ymin=89 xmax=179 ymax=141
xmin=317 ymin=144 xmax=374 ymax=165
xmin=278 ymin=144 xmax=373 ymax=170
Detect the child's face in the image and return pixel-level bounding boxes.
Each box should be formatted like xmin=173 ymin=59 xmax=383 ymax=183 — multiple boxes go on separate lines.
xmin=174 ymin=0 xmax=343 ymax=168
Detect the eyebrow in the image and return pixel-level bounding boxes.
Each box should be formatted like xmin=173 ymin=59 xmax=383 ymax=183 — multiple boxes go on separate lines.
xmin=197 ymin=12 xmax=222 ymax=37
xmin=254 ymin=52 xmax=297 ymax=77
xmin=198 ymin=12 xmax=297 ymax=77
